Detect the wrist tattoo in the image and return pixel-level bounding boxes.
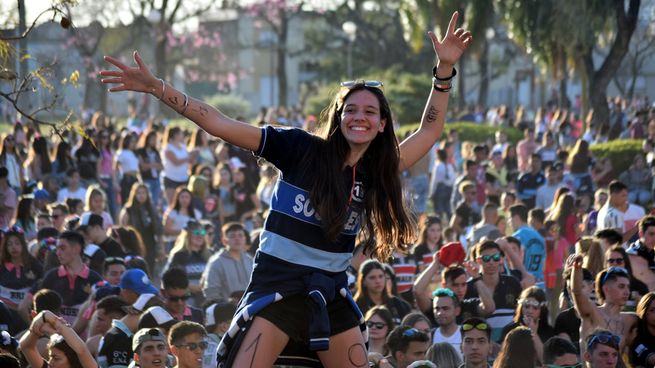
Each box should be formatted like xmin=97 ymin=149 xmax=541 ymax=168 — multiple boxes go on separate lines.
xmin=426 ymin=106 xmax=440 ymax=123
xmin=168 ymin=96 xmax=179 ymax=106
xmin=192 ymin=104 xmax=209 ymax=117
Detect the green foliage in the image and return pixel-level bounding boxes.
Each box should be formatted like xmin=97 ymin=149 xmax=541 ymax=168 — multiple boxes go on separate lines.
xmin=590 ymin=139 xmax=643 ymax=177
xmin=396 ymin=122 xmax=522 ymax=143
xmin=205 ymin=94 xmax=252 ymax=120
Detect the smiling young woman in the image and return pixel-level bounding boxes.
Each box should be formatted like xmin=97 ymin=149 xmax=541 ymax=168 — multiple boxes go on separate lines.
xmin=100 ymin=11 xmax=471 ymax=368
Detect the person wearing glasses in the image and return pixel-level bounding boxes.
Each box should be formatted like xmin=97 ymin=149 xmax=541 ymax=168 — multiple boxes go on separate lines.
xmin=160 ymin=268 xmax=203 ymax=324
xmin=364 ymin=305 xmax=395 ymax=355
xmin=132 ymin=328 xmax=169 ymax=368
xmin=459 ymin=318 xmax=492 ymax=368
xmin=626 ymin=215 xmax=655 ymax=291
xmin=162 ymin=220 xmax=211 ymax=307
xmin=604 ymin=246 xmax=647 ymax=312
xmin=570 ymin=254 xmax=637 ymax=356
xmin=542 ymin=336 xmax=581 ymax=368
xmin=386 ymin=326 xmax=431 ymax=368
xmin=100 ymin=10 xmax=471 ymax=367
xmin=200 ymin=222 xmax=253 ymax=303
xmin=583 ymin=329 xmax=621 ymax=368
xmin=168 ymin=321 xmax=208 ymax=368
xmin=464 ymin=240 xmax=521 ymax=343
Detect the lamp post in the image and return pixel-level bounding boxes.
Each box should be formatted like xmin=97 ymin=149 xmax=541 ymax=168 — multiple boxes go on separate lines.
xmin=342 ymin=21 xmax=357 ymax=79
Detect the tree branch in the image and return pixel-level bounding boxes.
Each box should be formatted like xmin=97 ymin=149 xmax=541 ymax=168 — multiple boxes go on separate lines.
xmin=1 ymin=7 xmax=65 ymax=41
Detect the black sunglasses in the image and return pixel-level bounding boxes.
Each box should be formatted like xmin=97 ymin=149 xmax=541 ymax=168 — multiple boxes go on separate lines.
xmin=167 ymin=295 xmax=190 ymax=302
xmin=175 ymin=341 xmax=208 ymax=351
xmin=366 ymin=321 xmax=387 ymax=329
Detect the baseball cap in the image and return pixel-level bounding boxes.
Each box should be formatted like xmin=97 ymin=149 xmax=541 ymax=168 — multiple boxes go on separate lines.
xmin=0 ymin=330 xmax=17 ymax=349
xmin=138 ymin=306 xmax=178 ymax=330
xmin=437 ymin=242 xmax=466 ymax=267
xmin=124 ymin=293 xmax=158 ymax=314
xmin=132 ymin=328 xmax=167 ymax=352
xmin=80 ymin=213 xmax=103 ymax=228
xmin=33 ymin=189 xmax=50 ymax=201
xmin=206 ymin=302 xmax=236 ymax=327
xmin=120 ymin=269 xmax=159 ymax=295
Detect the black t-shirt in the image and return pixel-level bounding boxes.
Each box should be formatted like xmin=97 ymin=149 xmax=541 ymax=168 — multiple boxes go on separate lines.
xmin=464 ymin=275 xmax=521 ymax=342
xmin=75 ymin=146 xmax=100 ymax=181
xmin=32 ymin=265 xmax=103 ymax=322
xmin=0 ymin=300 xmax=14 ymax=334
xmin=631 ymin=326 xmax=655 ymax=368
xmin=455 ymin=202 xmax=481 ymax=229
xmin=554 ymin=307 xmax=581 ymax=351
xmin=0 ymin=258 xmax=43 ymax=305
xmin=98 ymin=322 xmax=132 ymax=367
xmin=136 ymin=147 xmax=162 ymax=181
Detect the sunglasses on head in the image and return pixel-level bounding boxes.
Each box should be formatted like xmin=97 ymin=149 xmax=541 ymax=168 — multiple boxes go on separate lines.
xmin=479 ymin=253 xmax=501 ymax=263
xmin=339 ymin=80 xmax=384 ymax=90
xmin=105 ymin=257 xmax=125 ymax=265
xmin=546 ymin=364 xmax=582 ymax=368
xmin=462 ymin=322 xmax=489 ymax=332
xmin=124 ymin=255 xmax=144 ymax=263
xmin=587 ymin=332 xmax=620 ymax=350
xmin=366 ymin=321 xmax=387 ymax=329
xmin=175 ymin=340 xmax=208 ymax=351
xmin=600 ymin=267 xmax=629 ymax=285
xmin=402 ymin=328 xmax=421 ymax=337
xmin=167 ymin=295 xmax=190 ymax=302
xmin=520 ymin=299 xmax=546 ymax=309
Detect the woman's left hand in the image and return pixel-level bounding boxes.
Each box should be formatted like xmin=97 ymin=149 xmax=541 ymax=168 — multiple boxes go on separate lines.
xmin=428 ymin=11 xmax=472 ymax=66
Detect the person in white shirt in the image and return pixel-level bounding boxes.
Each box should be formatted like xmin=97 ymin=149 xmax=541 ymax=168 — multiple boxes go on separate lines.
xmin=596 ymin=180 xmax=644 ymax=243
xmin=56 ymin=168 xmax=87 ymax=203
xmin=431 ymin=288 xmax=462 ymax=360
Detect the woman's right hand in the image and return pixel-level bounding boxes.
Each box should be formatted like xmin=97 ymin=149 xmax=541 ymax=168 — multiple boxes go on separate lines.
xmin=100 ymin=51 xmax=159 ymax=95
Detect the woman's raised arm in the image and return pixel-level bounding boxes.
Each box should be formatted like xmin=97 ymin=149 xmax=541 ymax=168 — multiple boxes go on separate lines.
xmin=100 ymin=51 xmax=261 ymax=151
xmin=399 ymin=12 xmax=471 ymax=171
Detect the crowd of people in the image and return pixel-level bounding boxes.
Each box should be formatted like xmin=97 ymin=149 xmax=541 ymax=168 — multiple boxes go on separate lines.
xmin=0 ymin=19 xmax=654 ymax=367
xmin=0 ymin=94 xmax=651 ymax=368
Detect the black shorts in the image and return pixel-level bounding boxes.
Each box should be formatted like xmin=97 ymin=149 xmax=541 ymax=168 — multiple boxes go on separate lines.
xmin=258 ymin=294 xmax=360 ymax=344
xmin=163 ymin=177 xmax=187 ymax=190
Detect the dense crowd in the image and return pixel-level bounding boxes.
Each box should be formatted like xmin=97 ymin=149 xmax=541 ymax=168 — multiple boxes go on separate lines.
xmin=0 ymin=94 xmax=652 ymax=368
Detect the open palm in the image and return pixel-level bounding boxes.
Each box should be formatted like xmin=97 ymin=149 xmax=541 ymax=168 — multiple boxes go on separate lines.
xmin=99 ymin=51 xmax=157 ymax=94
xmin=428 ymin=12 xmax=472 ymax=66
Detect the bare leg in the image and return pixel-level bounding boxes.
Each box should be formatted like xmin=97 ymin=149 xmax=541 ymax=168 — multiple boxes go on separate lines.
xmin=317 ymin=327 xmax=368 ymax=368
xmin=232 ymin=317 xmax=290 ymax=368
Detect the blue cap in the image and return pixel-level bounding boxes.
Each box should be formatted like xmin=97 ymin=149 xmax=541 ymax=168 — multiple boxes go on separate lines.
xmin=33 ymin=189 xmax=50 ymax=200
xmin=119 ymin=269 xmax=159 ymax=295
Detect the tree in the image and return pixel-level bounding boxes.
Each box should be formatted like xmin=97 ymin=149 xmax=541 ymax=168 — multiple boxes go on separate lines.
xmin=0 ymin=0 xmax=78 ymax=134
xmin=610 ymin=14 xmax=654 ymax=101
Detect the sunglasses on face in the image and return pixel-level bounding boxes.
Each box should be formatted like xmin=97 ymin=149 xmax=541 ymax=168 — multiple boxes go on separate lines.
xmin=167 ymin=295 xmax=190 ymax=302
xmin=462 ymin=323 xmax=489 ymax=332
xmin=366 ymin=321 xmax=387 ymax=329
xmin=546 ymin=364 xmax=583 ymax=368
xmin=339 ymin=80 xmax=384 ymax=90
xmin=191 ymin=228 xmax=207 ymax=236
xmin=175 ymin=341 xmax=209 ymax=351
xmin=479 ymin=253 xmax=501 ymax=263
xmin=587 ymin=332 xmax=620 ymax=350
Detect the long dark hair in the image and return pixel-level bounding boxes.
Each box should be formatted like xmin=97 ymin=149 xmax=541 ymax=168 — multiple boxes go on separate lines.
xmin=548 ymin=194 xmax=575 ymax=238
xmin=513 ymin=286 xmax=550 ymax=333
xmin=32 ymin=136 xmax=52 ymax=174
xmin=493 ymin=327 xmax=537 ymax=368
xmin=0 ymin=228 xmax=30 ymax=266
xmin=354 ymin=260 xmax=390 ymax=307
xmin=416 ymin=216 xmax=442 ymax=249
xmin=309 ymin=84 xmax=415 ymax=261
